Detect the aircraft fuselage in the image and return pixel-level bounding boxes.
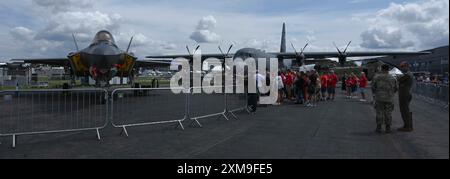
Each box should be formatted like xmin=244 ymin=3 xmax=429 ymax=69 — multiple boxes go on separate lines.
xmin=232 ymin=48 xmax=291 ymax=71
xmin=67 ymin=31 xmax=136 ymax=86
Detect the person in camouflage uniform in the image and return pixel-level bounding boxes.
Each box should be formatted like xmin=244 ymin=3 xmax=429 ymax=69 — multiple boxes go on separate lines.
xmin=371 ymin=64 xmax=398 ymax=133
xmin=397 ymin=61 xmax=414 ymax=132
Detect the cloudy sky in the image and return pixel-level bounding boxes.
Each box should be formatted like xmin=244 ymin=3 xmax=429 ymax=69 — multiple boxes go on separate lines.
xmin=0 ymin=0 xmax=448 ymax=62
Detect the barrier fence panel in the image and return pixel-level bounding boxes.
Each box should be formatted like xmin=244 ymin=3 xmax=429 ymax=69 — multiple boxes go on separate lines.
xmin=110 ymin=87 xmax=188 ymax=136
xmin=0 ymin=86 xmax=251 ymax=147
xmin=412 ymin=82 xmax=449 ymax=109
xmin=225 ymin=85 xmax=250 ymax=119
xmin=0 ymin=89 xmax=108 ymax=148
xmin=188 ymin=86 xmax=228 ymax=127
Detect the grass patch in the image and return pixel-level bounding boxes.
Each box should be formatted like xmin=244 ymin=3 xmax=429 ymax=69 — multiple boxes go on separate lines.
xmin=134 ymin=77 xmax=170 ymax=87
xmin=1 ymin=76 xmax=171 ymax=90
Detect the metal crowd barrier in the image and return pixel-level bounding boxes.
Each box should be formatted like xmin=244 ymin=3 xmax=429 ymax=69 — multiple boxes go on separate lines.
xmin=412 ymin=82 xmax=449 ymax=109
xmin=188 ymin=86 xmax=250 ymax=127
xmin=225 ymin=86 xmax=250 ymax=119
xmin=0 ymin=89 xmax=108 ymax=148
xmin=110 ymin=87 xmax=188 ymax=136
xmin=188 ymin=86 xmax=228 ymax=127
xmin=1 ymin=85 xmax=251 ymax=147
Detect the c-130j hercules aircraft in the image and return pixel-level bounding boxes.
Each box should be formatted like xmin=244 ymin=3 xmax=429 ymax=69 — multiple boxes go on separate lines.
xmin=11 ymin=30 xmax=170 ymax=87
xmin=146 ymin=23 xmax=430 ymax=71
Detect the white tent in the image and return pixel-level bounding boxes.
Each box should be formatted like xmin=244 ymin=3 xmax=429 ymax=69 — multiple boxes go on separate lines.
xmin=389 ymin=67 xmax=403 ymax=77
xmin=299 ymin=64 xmax=315 ymax=72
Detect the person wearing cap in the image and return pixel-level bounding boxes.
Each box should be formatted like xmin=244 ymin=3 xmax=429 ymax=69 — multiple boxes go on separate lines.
xmin=397 ymin=61 xmax=414 ymax=132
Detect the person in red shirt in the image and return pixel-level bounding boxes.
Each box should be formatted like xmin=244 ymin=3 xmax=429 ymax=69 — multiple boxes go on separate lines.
xmin=327 ymin=70 xmax=338 ymax=100
xmin=320 ymin=73 xmax=328 ymax=101
xmin=358 ymin=72 xmax=368 ymax=102
xmin=280 ymin=71 xmax=287 ymax=101
xmin=345 ymin=75 xmax=353 ymax=98
xmin=349 ymin=74 xmax=359 ymax=98
xmin=285 ymin=70 xmax=295 ymax=100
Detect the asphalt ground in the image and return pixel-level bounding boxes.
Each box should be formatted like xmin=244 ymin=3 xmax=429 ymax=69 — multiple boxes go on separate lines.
xmin=0 ymin=88 xmax=448 ymax=159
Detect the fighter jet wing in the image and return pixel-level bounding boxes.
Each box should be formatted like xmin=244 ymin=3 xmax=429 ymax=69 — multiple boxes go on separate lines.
xmin=10 ymin=58 xmax=70 ymax=66
xmin=352 ymin=58 xmax=404 ymax=69
xmin=274 ymin=51 xmax=431 ymax=59
xmin=344 ymin=51 xmax=431 ymax=57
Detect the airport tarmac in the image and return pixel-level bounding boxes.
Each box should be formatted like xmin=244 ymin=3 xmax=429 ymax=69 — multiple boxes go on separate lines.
xmin=0 ymin=89 xmax=448 ymax=159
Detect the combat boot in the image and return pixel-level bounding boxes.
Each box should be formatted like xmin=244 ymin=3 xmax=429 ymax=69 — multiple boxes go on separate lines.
xmin=375 ymin=125 xmax=382 ymax=133
xmin=385 ymin=125 xmax=392 ymax=133
xmin=398 ymin=112 xmax=413 ymax=132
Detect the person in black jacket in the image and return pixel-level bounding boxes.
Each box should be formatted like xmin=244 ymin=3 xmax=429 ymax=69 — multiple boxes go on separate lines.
xmin=294 ymin=72 xmax=305 ymax=104
xmin=341 ymin=73 xmax=347 ymax=92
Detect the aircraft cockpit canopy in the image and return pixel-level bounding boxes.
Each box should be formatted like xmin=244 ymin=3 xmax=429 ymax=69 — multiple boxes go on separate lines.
xmin=92 ymin=30 xmax=116 ymax=45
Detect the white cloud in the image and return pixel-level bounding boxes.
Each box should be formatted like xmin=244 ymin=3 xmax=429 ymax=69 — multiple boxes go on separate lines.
xmin=35 ymin=11 xmax=123 ymax=42
xmin=360 ymin=0 xmax=449 ymax=49
xmin=9 ymin=26 xmax=65 ymax=56
xmin=190 ymin=15 xmax=221 ymax=43
xmin=127 ymin=33 xmax=177 ymax=55
xmin=9 ymin=0 xmax=124 ymax=56
xmin=2 ymin=1 xmax=361 ymax=59
xmin=2 ymin=0 xmax=448 ymax=62
xmin=10 ymin=26 xmax=35 ymax=41
xmin=132 ymin=33 xmax=148 ymax=47
xmin=360 ymin=27 xmax=414 ymax=49
xmin=32 ymin=0 xmax=93 ymax=13
xmin=6 ymin=0 xmax=174 ymax=59
xmin=349 ymin=0 xmax=372 ymax=4
xmin=241 ymin=39 xmax=279 ymax=52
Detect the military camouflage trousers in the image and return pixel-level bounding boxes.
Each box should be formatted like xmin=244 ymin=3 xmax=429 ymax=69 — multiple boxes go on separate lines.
xmin=374 ymin=101 xmax=394 ymax=125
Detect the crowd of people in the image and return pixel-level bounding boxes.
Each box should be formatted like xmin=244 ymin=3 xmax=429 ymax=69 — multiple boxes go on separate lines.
xmin=272 ymin=69 xmax=369 ymax=107
xmin=341 ymin=72 xmax=368 ymax=101
xmin=247 ymin=61 xmax=416 ymax=134
xmin=415 ymin=72 xmax=449 ymax=85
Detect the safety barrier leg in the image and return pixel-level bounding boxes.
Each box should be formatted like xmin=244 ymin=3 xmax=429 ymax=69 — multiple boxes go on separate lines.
xmin=218 ymin=112 xmax=230 ymax=121
xmin=12 ymin=135 xmax=16 ymax=149
xmin=224 ymin=93 xmax=238 ymax=120
xmin=225 ymin=91 xmax=251 ymax=119
xmin=228 ymin=110 xmax=239 ymax=120
xmin=175 ymin=120 xmax=185 ymax=130
xmin=96 ymin=128 xmax=101 ymax=140
xmin=189 ymin=118 xmax=203 ymax=128
xmin=119 ymin=126 xmax=129 ymax=137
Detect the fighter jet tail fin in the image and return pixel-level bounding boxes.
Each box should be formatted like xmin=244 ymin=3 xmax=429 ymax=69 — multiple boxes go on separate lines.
xmin=280 ymin=22 xmax=286 ymax=53
xmin=72 ymin=34 xmax=79 ymax=51
xmin=126 ymin=36 xmax=134 ymax=54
